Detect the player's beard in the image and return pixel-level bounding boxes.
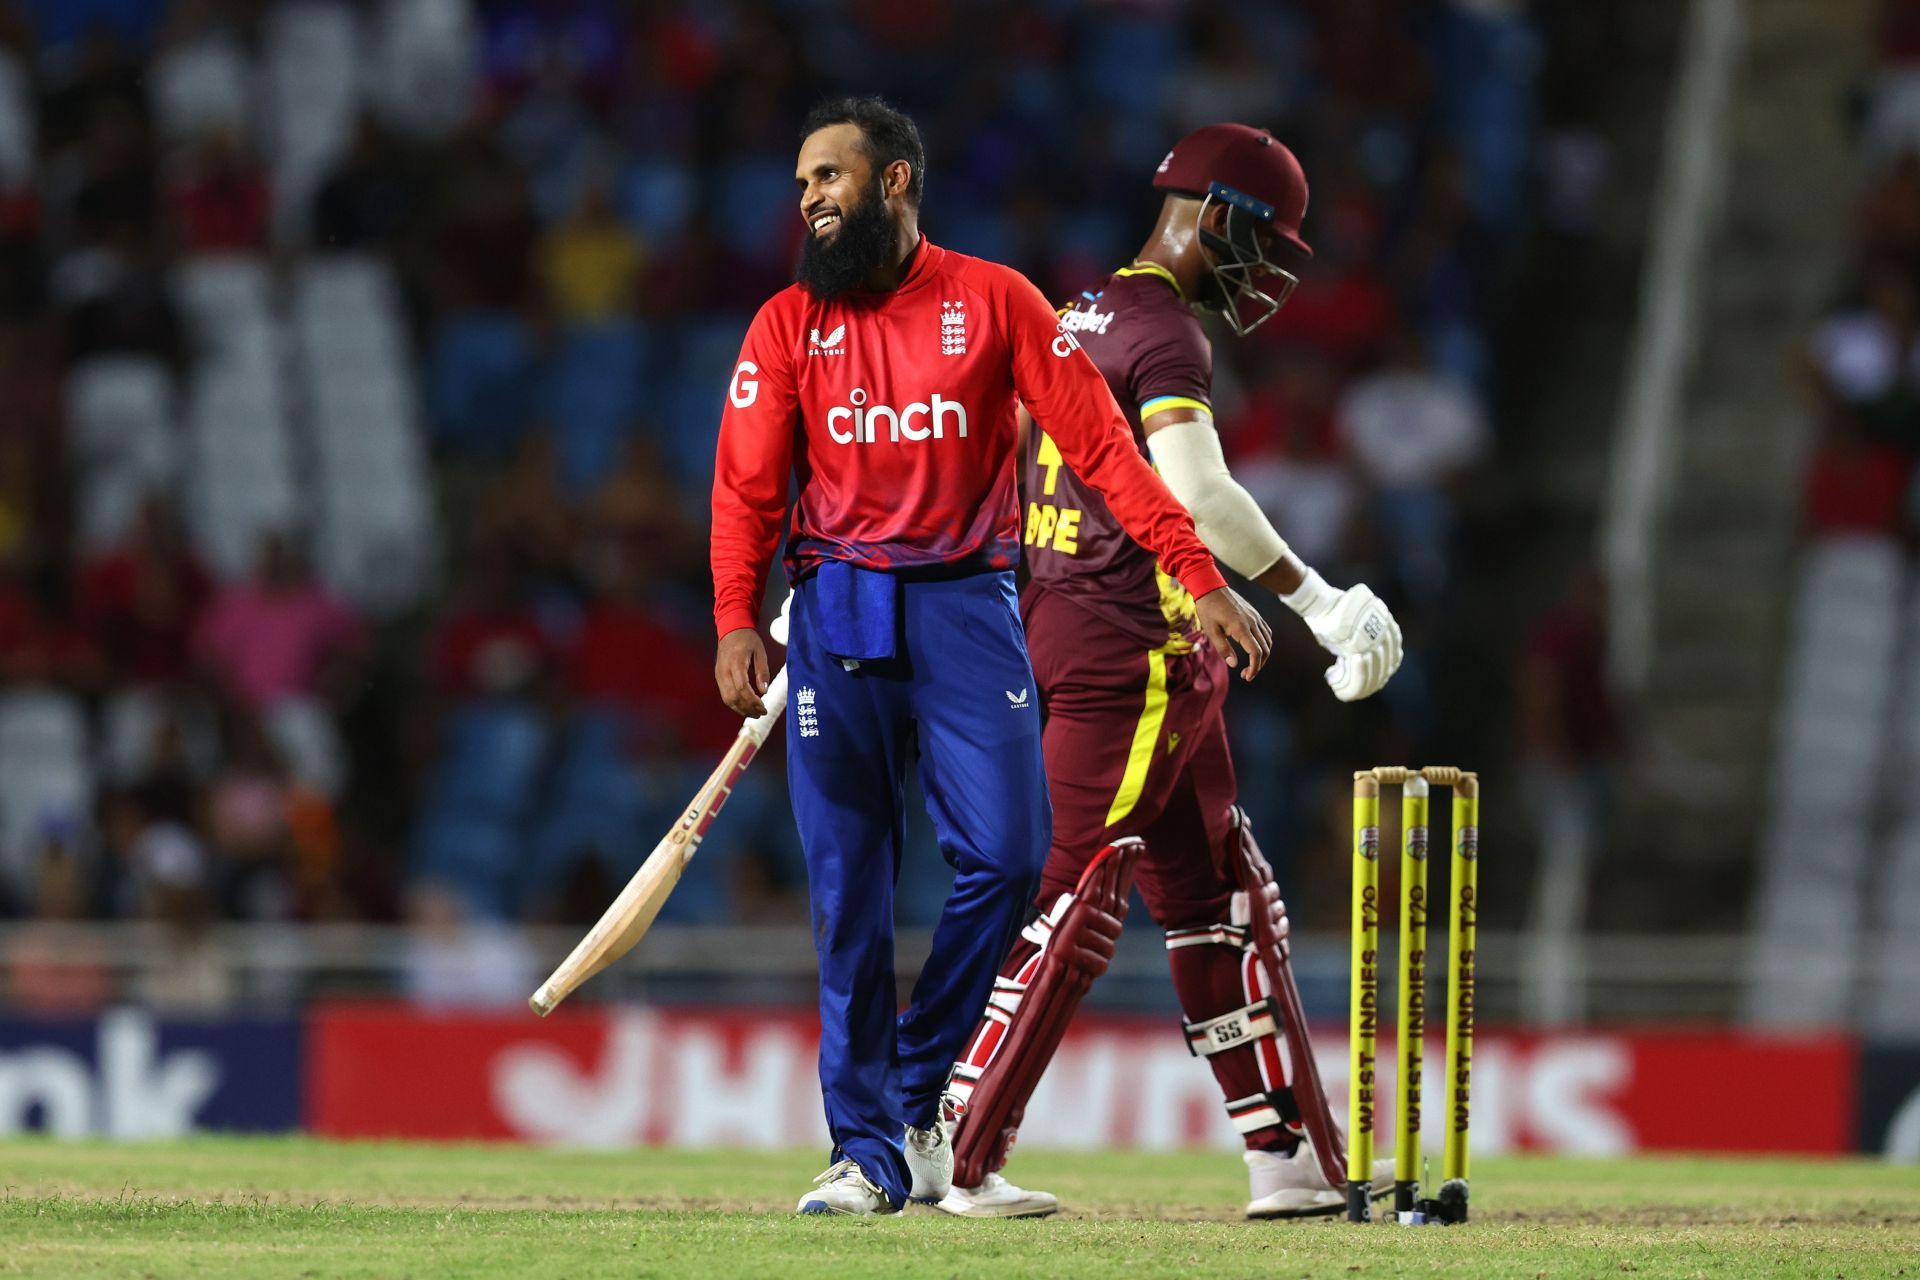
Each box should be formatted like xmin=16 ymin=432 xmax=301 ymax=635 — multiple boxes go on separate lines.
xmin=796 ymin=174 xmax=897 ymax=302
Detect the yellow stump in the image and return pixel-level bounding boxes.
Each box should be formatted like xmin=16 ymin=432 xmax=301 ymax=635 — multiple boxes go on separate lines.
xmin=1439 ymin=773 xmax=1479 ymax=1223
xmin=1393 ymin=776 xmax=1429 ymax=1215
xmin=1347 ymin=773 xmax=1381 ymax=1222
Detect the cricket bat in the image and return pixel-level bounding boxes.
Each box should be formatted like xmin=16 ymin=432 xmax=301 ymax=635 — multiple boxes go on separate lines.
xmin=529 ymin=666 xmax=791 ymax=1015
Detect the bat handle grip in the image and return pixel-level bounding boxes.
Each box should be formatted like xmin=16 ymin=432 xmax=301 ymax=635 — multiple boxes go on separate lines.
xmin=744 ymin=665 xmax=790 ymax=745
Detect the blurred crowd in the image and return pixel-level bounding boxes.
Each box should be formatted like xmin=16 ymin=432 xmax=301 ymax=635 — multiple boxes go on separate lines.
xmin=1804 ymin=0 xmax=1920 ymax=535
xmin=0 ymin=0 xmax=1547 ymax=1010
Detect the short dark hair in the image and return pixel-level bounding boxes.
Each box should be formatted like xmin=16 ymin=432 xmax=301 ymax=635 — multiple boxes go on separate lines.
xmin=801 ymin=95 xmax=926 ymax=204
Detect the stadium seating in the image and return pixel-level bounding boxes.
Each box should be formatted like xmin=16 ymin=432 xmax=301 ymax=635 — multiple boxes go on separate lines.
xmin=98 ymin=688 xmax=221 ymax=787
xmin=150 ymin=31 xmax=252 ymax=143
xmin=426 ymin=312 xmax=538 ymax=455
xmin=262 ymin=0 xmax=362 ymax=243
xmin=0 ymin=50 xmax=34 ymax=188
xmin=1746 ymin=537 xmax=1904 ymax=1026
xmin=545 ymin=323 xmax=650 ymax=495
xmin=0 ymin=689 xmax=94 ymax=905
xmin=413 ymin=700 xmax=553 ymax=918
xmin=182 ymin=352 xmax=301 ymax=580
xmin=265 ymin=697 xmax=349 ymax=800
xmin=293 ymin=255 xmax=438 ymax=613
xmin=368 ymin=0 xmax=476 ymax=139
xmin=67 ymin=356 xmax=178 ymax=552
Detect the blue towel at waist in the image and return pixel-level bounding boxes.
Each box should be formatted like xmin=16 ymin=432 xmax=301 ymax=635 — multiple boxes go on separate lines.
xmin=813 ymin=561 xmax=898 ymax=662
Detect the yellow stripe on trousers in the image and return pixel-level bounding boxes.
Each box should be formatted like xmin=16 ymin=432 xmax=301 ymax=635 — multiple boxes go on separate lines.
xmin=1105 ymin=647 xmax=1170 ymax=827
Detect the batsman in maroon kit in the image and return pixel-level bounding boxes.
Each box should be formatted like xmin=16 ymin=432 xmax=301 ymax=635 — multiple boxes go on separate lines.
xmin=939 ymin=125 xmax=1406 ymax=1219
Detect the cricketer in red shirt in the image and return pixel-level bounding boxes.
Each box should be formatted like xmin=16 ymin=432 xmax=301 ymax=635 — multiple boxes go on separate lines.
xmin=709 ymin=98 xmax=1270 ymax=1217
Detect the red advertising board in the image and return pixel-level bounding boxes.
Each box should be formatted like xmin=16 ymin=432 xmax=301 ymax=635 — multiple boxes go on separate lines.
xmin=307 ymin=1003 xmax=1857 ymax=1155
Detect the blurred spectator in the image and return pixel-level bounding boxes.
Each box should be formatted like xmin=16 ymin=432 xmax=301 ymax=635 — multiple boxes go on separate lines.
xmin=571 ymin=542 xmax=733 ymax=756
xmin=1337 ymin=330 xmax=1490 ymax=601
xmin=205 ymin=716 xmax=293 ymax=921
xmin=1858 ymin=151 xmax=1920 ymax=263
xmin=431 ymin=542 xmax=556 ymax=699
xmin=1538 ymin=116 xmax=1612 ymax=245
xmin=1517 ymin=566 xmax=1619 ymax=817
xmin=0 ymin=838 xmax=111 ymax=1012
xmin=477 ymin=432 xmax=583 ymax=601
xmin=56 ymin=232 xmax=182 ymax=364
xmin=539 ymin=173 xmax=643 ymax=325
xmin=123 ymin=700 xmax=208 ymax=827
xmin=1802 ymin=424 xmax=1913 ymax=536
xmin=0 ymin=554 xmax=102 ymax=688
xmin=433 ymin=133 xmax=538 ymax=313
xmin=1516 ymin=565 xmax=1618 ymax=1021
xmin=0 ymin=426 xmax=30 ymax=565
xmin=402 ymin=882 xmax=538 ymax=1008
xmin=60 ymin=100 xmax=156 ymax=250
xmin=125 ymin=816 xmax=235 ymax=1013
xmin=584 ymin=438 xmax=703 ymax=584
xmin=166 ymin=129 xmax=270 ymax=253
xmin=1223 ymin=353 xmax=1356 ymax=572
xmin=194 ymin=533 xmax=368 ymax=713
xmin=1258 ymin=258 xmax=1397 ymax=366
xmin=37 ymin=25 xmax=146 ymax=163
xmin=312 ymin=116 xmax=419 ymax=252
xmin=1803 ymin=257 xmax=1920 ymax=453
xmin=79 ymin=498 xmax=212 ymax=686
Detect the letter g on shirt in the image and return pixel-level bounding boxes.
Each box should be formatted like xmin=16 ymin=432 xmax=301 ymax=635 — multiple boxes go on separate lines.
xmin=729 ymin=361 xmax=760 ymax=408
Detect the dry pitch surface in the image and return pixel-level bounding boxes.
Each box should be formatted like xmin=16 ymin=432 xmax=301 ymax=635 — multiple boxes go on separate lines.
xmin=2 ymin=1138 xmax=1917 ymax=1278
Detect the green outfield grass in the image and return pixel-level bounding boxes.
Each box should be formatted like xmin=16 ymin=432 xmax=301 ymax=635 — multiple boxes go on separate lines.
xmin=2 ymin=1139 xmax=1916 ymax=1279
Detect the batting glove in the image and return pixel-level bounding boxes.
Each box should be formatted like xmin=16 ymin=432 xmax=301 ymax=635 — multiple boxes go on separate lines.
xmin=1282 ymin=571 xmax=1404 ymax=703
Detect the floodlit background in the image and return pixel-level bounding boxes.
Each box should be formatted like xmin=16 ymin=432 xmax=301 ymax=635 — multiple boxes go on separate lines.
xmin=0 ymin=0 xmax=1911 ymax=1161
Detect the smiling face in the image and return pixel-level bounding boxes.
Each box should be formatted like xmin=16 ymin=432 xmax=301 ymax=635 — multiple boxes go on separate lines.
xmin=793 ymin=122 xmax=907 ymax=301
xmin=796 ymin=123 xmax=875 ymax=244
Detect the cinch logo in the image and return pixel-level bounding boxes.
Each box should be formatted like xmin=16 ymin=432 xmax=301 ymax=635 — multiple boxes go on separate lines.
xmin=827 ymin=387 xmax=968 ymax=444
xmin=809 ymin=325 xmax=846 ymax=356
xmin=1059 ymin=305 xmax=1114 ymax=336
xmin=1051 ymin=322 xmax=1082 ymax=359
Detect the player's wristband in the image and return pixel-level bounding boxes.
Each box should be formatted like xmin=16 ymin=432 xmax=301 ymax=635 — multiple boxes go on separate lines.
xmin=1280 ymin=567 xmax=1337 ymax=619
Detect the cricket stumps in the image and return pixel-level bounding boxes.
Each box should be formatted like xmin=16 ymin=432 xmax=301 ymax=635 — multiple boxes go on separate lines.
xmin=1347 ymin=766 xmax=1477 ymax=1226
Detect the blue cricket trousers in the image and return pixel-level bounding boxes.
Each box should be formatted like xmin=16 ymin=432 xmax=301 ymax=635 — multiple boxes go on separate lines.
xmin=785 ymin=569 xmax=1049 ymax=1206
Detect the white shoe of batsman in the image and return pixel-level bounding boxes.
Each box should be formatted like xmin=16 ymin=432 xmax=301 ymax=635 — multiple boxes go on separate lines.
xmin=1298 ymin=580 xmax=1403 ymax=703
xmin=935 ymin=1172 xmax=1060 ymax=1219
xmin=796 ymin=1159 xmax=894 ymax=1216
xmin=905 ymin=1115 xmax=954 ymax=1203
xmin=1244 ymin=1142 xmax=1397 ymax=1220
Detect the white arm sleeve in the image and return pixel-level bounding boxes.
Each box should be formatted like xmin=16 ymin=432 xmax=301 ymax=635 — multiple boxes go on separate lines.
xmin=1144 ymin=417 xmax=1290 ymax=580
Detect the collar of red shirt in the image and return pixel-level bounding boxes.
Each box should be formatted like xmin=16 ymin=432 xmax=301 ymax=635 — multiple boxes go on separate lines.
xmin=841 ymin=234 xmax=943 ymax=306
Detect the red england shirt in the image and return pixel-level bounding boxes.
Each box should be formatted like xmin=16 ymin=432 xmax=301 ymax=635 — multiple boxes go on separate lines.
xmin=710 ymin=237 xmax=1226 ymax=636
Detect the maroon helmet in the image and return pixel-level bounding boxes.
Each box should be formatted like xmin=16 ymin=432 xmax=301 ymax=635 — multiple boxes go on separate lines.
xmin=1153 ymin=123 xmax=1311 ymax=334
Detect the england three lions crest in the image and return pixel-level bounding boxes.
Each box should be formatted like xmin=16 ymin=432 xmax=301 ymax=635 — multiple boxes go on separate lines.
xmin=940 ymin=300 xmax=967 ymax=356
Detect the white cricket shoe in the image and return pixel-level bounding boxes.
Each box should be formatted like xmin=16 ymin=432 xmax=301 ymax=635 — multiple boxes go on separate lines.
xmin=796 ymin=1159 xmax=894 ymax=1216
xmin=905 ymin=1115 xmax=954 ymax=1203
xmin=1244 ymin=1141 xmax=1397 ymax=1219
xmin=934 ymin=1172 xmax=1060 ymax=1219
